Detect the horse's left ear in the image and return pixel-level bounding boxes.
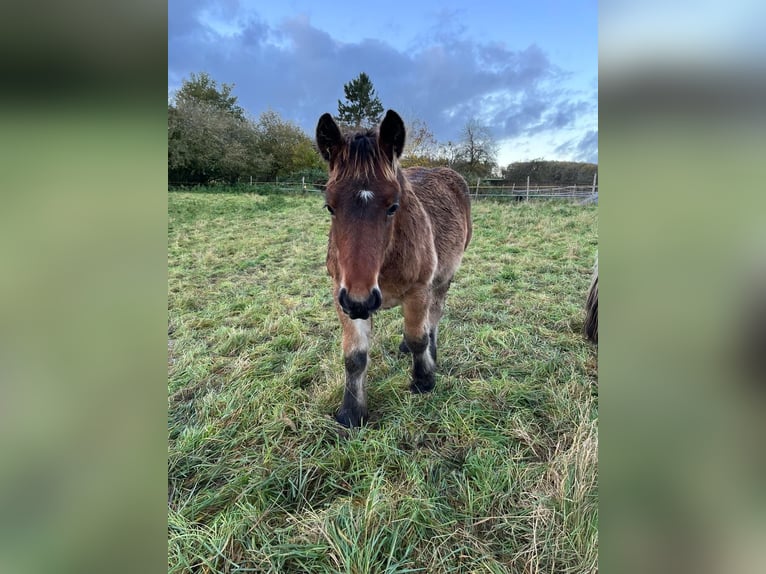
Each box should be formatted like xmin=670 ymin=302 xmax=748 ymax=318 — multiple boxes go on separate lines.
xmin=379 ymin=110 xmax=406 ymax=163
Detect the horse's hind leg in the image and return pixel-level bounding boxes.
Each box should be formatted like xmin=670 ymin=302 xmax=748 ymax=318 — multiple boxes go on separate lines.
xmin=428 ymin=278 xmax=452 ymax=361
xmin=400 ymin=279 xmax=450 ymax=361
xmin=402 ymin=287 xmax=436 ymax=393
xmin=335 ymin=306 xmax=371 ymax=428
xmin=399 ymin=321 xmax=437 ymax=358
xmin=426 ymin=279 xmax=451 ymax=363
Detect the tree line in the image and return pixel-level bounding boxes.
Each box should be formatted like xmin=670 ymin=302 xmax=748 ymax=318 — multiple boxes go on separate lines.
xmin=502 ymin=160 xmax=597 ymax=186
xmin=168 ymin=72 xmax=596 ymax=187
xmin=168 ymin=73 xmax=324 ymax=185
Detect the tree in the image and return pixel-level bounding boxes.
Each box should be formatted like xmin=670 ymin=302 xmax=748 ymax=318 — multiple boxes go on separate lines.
xmin=336 ymin=72 xmax=384 ymax=130
xmin=453 ymin=118 xmax=498 ymax=179
xmin=168 ymin=72 xmax=256 ymax=184
xmin=501 ymin=160 xmax=598 ymax=186
xmin=254 ymin=110 xmax=324 ymax=180
xmin=168 ymin=73 xmax=324 ymax=185
xmin=403 ymin=117 xmax=437 ymax=158
xmin=460 ymin=119 xmax=498 ymax=172
xmin=438 ymin=141 xmax=461 ymax=168
xmin=168 ymin=99 xmax=262 ymax=185
xmin=173 ymin=72 xmax=245 ymax=120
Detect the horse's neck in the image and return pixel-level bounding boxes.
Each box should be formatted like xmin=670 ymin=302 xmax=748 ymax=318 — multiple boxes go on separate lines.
xmin=400 ymin=182 xmax=425 ymax=213
xmin=393 ymin=187 xmax=435 ymax=250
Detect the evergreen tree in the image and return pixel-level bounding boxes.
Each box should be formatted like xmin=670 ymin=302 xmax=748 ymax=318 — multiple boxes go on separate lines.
xmin=336 ymin=72 xmax=384 ymax=129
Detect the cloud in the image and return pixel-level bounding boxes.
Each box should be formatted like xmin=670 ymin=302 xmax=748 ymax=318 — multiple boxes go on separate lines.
xmin=168 ymin=1 xmax=597 ymax=160
xmin=555 ymin=130 xmax=599 ymax=163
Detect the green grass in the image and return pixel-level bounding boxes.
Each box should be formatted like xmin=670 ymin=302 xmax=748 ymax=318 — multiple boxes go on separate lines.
xmin=168 ymin=190 xmax=598 ymax=573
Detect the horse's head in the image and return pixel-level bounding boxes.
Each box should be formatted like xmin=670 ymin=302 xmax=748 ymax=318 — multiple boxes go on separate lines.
xmin=316 ymin=110 xmax=406 ymax=320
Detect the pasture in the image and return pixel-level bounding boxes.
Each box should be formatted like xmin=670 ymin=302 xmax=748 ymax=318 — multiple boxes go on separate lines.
xmin=168 ymin=190 xmax=598 ymax=573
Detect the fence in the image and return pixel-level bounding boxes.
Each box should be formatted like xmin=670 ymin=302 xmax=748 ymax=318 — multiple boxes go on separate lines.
xmin=467 ymin=183 xmax=597 ymax=201
xmin=271 ymin=181 xmax=598 ymax=202
xmin=468 ymin=172 xmax=598 ymax=201
xmin=170 ymin=175 xmax=598 ymax=202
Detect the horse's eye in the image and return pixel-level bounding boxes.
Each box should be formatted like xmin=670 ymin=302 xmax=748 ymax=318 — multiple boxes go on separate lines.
xmin=387 ymin=203 xmax=399 ymax=216
xmin=325 ymin=204 xmax=335 ymax=216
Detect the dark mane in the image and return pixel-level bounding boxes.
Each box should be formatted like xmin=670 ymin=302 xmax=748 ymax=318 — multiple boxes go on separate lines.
xmin=331 ymin=129 xmax=397 ymax=183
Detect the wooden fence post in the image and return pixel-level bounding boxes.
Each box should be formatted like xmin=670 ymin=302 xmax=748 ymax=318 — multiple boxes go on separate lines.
xmin=526 ymin=176 xmax=530 ymax=201
xmin=592 ymin=172 xmax=597 ymax=195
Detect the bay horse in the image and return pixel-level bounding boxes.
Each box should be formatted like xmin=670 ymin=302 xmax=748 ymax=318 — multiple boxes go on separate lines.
xmin=315 ymin=110 xmax=472 ymax=427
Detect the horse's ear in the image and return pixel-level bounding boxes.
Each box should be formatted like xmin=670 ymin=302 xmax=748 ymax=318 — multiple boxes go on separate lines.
xmin=379 ymin=110 xmax=406 ymax=163
xmin=316 ymin=113 xmax=343 ymax=165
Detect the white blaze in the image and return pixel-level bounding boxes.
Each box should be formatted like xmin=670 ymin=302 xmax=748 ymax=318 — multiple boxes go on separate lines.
xmin=358 ymin=189 xmax=374 ymax=203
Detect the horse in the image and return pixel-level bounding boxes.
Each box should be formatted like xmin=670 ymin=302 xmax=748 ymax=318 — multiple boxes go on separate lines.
xmin=315 ymin=110 xmax=472 ymax=427
xmin=583 ymin=257 xmax=598 ymax=344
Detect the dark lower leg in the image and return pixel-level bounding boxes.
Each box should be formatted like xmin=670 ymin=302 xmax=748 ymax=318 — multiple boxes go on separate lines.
xmin=401 ymin=327 xmax=437 ymax=359
xmin=336 ymin=350 xmax=368 ymax=427
xmin=402 ymin=289 xmax=436 ymax=393
xmin=406 ymin=333 xmax=435 ymax=393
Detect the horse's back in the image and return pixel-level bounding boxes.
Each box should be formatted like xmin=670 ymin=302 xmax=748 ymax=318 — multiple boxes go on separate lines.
xmin=403 ymin=167 xmax=472 ymax=250
xmin=403 ymin=167 xmax=472 ymax=283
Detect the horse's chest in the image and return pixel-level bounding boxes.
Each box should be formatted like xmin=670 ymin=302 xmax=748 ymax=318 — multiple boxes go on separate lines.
xmin=379 ymin=289 xmax=402 ymax=310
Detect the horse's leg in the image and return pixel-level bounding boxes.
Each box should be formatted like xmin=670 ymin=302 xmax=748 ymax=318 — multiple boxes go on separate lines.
xmin=403 ymin=287 xmax=436 ymax=393
xmin=335 ymin=305 xmax=372 ymax=428
xmin=426 ymin=279 xmax=452 ymax=363
xmin=400 ymin=278 xmax=452 ymax=358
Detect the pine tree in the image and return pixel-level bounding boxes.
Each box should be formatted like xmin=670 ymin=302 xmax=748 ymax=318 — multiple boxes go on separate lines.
xmin=336 ymin=72 xmax=384 ymax=130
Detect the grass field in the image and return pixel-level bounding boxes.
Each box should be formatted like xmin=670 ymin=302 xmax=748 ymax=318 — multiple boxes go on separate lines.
xmin=168 ymin=190 xmax=598 ymax=573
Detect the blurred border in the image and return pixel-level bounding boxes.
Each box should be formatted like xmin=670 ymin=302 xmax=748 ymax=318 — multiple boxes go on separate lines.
xmin=3 ymin=1 xmax=766 ymax=572
xmin=0 ymin=2 xmax=168 ymax=573
xmin=601 ymin=1 xmax=766 ymax=572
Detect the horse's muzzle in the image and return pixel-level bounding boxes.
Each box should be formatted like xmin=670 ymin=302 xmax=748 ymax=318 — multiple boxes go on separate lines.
xmin=338 ymin=286 xmax=382 ymax=320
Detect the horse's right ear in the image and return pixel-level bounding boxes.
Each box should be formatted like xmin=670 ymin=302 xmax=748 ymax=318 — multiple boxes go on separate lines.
xmin=316 ymin=113 xmax=343 ymax=165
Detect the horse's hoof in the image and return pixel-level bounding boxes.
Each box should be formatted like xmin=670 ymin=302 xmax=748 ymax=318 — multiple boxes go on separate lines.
xmin=399 ymin=339 xmax=410 ymax=354
xmin=335 ymin=409 xmax=367 ymax=428
xmin=410 ymin=374 xmax=435 ymax=394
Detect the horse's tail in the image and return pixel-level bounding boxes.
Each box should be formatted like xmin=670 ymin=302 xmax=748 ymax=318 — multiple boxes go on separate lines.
xmin=584 ymin=257 xmax=598 ymax=344
xmin=463 ymin=198 xmax=473 ymax=250
xmin=456 ymin=172 xmax=472 ymax=250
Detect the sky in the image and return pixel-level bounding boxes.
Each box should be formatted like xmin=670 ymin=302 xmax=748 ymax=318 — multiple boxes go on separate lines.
xmin=168 ymin=0 xmax=598 ymax=167
xmin=601 ymin=0 xmax=766 ymax=69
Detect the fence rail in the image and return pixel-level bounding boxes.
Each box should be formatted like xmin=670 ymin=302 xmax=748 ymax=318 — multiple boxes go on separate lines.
xmin=468 ymin=184 xmax=597 ymax=200
xmin=169 ymin=180 xmax=598 ymax=202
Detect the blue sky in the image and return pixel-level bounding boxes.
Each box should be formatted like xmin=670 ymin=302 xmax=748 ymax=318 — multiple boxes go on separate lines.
xmin=168 ymin=0 xmax=598 ymax=166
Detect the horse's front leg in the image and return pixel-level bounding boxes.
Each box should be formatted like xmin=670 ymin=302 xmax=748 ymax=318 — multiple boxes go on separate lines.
xmin=402 ymin=286 xmax=436 ymax=393
xmin=335 ymin=304 xmax=372 ymax=427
